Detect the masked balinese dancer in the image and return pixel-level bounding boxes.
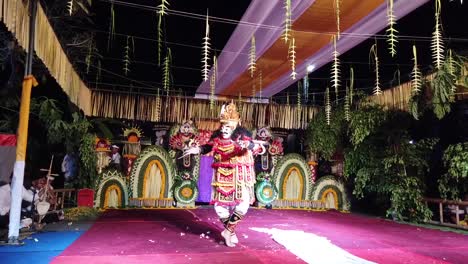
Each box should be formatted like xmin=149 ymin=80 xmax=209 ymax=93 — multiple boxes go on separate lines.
xmin=183 ymin=102 xmax=265 ymax=247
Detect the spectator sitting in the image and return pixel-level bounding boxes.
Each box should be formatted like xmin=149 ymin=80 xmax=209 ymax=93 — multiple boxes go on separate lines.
xmin=109 ymin=145 xmax=122 ymax=170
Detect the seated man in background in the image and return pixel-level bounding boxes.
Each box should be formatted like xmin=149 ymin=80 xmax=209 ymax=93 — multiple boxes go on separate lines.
xmin=109 ymin=145 xmax=122 ymax=170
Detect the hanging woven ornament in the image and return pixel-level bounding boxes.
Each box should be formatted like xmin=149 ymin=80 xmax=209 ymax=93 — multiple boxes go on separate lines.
xmin=163 ymin=48 xmax=172 ymax=97
xmin=349 ymin=66 xmax=354 ymax=105
xmin=432 ymin=0 xmax=444 ymax=70
xmin=67 ymin=0 xmax=73 ymax=15
xmin=210 ymin=56 xmax=217 ymax=109
xmin=289 ymin=37 xmax=297 ymax=80
xmin=334 ymin=0 xmax=341 ymax=39
xmin=411 ymin=45 xmax=422 ymax=95
xmin=259 ymin=70 xmax=263 ymax=100
xmin=369 ymin=44 xmax=382 ymax=95
xmin=331 ymin=35 xmax=341 ymax=102
xmin=249 ymin=35 xmax=256 ymax=78
xmin=344 ymin=85 xmax=350 ymax=122
xmin=303 ymin=74 xmax=309 ymax=103
xmin=297 ymin=81 xmax=302 ymax=110
xmin=123 ymin=36 xmax=134 ymax=76
xmin=325 ymin=87 xmax=331 ymax=126
xmin=283 ymin=0 xmax=292 ymax=43
xmin=157 ymin=0 xmax=170 ymax=65
xmin=155 ymin=88 xmax=162 ymax=122
xmin=107 ymin=2 xmax=116 ymax=51
xmin=202 ymin=11 xmax=211 ymax=81
xmin=386 ymin=0 xmax=398 ymax=57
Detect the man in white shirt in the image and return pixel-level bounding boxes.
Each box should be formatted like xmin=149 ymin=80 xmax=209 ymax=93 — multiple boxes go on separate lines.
xmin=110 ymin=145 xmax=122 ymax=170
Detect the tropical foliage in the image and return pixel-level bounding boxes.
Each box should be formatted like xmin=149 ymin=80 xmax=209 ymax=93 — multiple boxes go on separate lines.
xmin=345 ymin=108 xmax=437 ymax=222
xmin=305 ymin=107 xmax=345 ymax=160
xmin=438 ymin=142 xmax=468 ymax=200
xmin=409 ymin=51 xmax=467 ymax=120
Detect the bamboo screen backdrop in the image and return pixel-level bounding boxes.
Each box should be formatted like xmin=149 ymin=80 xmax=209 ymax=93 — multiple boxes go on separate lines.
xmin=0 ymin=0 xmax=91 ymax=115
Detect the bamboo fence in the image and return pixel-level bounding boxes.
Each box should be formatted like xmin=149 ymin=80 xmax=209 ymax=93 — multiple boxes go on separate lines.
xmin=0 ymin=0 xmax=91 ymax=115
xmin=91 ymin=91 xmax=318 ymax=130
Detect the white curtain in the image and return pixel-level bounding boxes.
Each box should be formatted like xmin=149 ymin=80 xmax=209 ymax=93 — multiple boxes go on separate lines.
xmin=325 ymin=192 xmax=336 ymax=209
xmin=284 ymin=170 xmax=301 ymax=200
xmin=144 ymin=164 xmax=162 ymax=198
xmin=107 ymin=189 xmax=119 ymax=208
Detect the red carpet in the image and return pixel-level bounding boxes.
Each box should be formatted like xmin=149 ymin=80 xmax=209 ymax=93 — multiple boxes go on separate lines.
xmin=52 ymin=208 xmax=468 ymax=264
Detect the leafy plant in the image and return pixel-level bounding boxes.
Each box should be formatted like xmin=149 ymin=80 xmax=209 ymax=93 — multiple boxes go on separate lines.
xmin=438 ymin=142 xmax=468 ymax=199
xmin=410 ymin=51 xmax=467 ymax=120
xmin=345 ymin=109 xmax=437 ymax=222
xmin=348 ymin=105 xmax=386 ymax=146
xmin=305 ymin=107 xmax=345 ymax=160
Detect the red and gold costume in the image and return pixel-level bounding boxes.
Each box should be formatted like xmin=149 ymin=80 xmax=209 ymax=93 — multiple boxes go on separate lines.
xmin=210 ymin=135 xmax=256 ymax=205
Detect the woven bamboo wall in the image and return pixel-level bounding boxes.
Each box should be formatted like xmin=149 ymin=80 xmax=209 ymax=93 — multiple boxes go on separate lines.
xmin=0 ymin=0 xmax=91 ymax=115
xmin=91 ymin=91 xmax=318 ymax=130
xmin=367 ymin=80 xmax=413 ymax=111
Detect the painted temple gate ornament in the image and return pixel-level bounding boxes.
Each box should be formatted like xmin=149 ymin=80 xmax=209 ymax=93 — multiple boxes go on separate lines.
xmin=95 ymin=138 xmax=110 ymax=174
xmin=122 ymin=127 xmax=143 ymax=177
xmin=254 ymin=127 xmax=284 ymax=206
xmin=169 ymin=121 xmax=202 ymax=205
xmin=169 ymin=121 xmax=199 ymax=170
xmin=255 ymin=127 xmax=284 ymax=174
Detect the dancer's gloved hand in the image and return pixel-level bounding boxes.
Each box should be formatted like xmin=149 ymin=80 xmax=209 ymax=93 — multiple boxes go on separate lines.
xmin=179 ymin=146 xmax=200 ymax=159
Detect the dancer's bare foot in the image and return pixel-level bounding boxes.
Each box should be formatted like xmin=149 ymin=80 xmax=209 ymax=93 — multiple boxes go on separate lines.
xmin=221 ymin=229 xmax=236 ymax=247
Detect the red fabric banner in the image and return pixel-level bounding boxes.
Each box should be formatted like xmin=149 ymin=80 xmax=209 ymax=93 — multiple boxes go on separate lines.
xmin=0 ymin=134 xmax=17 ymax=146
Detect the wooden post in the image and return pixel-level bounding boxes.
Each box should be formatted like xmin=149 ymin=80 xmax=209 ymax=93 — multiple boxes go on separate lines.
xmin=455 ymin=205 xmax=460 ymax=225
xmin=439 ymin=202 xmax=443 ymax=223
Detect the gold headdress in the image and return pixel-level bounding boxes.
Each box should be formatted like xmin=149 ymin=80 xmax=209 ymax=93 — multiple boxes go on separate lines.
xmin=219 ymin=102 xmax=240 ymax=127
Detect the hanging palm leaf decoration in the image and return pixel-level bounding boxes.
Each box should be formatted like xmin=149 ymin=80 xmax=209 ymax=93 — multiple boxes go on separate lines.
xmin=344 ymin=85 xmax=350 ymax=121
xmin=249 ymin=35 xmax=256 ymax=78
xmin=157 ymin=0 xmax=170 ymax=66
xmin=286 ymin=92 xmax=290 ymax=105
xmin=369 ymin=44 xmax=382 ymax=95
xmin=252 ymin=82 xmax=256 ymax=102
xmin=210 ymin=56 xmax=217 ymax=109
xmin=67 ymin=0 xmax=73 ymax=16
xmin=289 ymin=37 xmax=297 ymax=80
xmin=303 ymin=73 xmax=309 ymax=103
xmin=123 ymin=36 xmax=134 ymax=76
xmin=259 ymin=70 xmax=263 ymax=99
xmin=432 ymin=0 xmax=444 ymax=69
xmin=85 ymin=40 xmax=92 ymax=74
xmin=202 ymin=11 xmax=211 ymax=82
xmin=447 ymin=49 xmax=458 ymax=95
xmin=283 ymin=0 xmax=292 ymax=43
xmin=411 ymin=45 xmax=422 ymax=95
xmin=155 ymin=88 xmax=161 ymax=122
xmin=163 ymin=48 xmax=172 ymax=96
xmin=349 ymin=66 xmax=354 ymax=105
xmin=325 ymin=87 xmax=331 ymax=125
xmin=297 ymin=81 xmax=302 ymax=110
xmin=331 ymin=35 xmax=341 ymax=102
xmin=95 ymin=60 xmax=101 ymax=88
xmin=334 ymin=0 xmax=341 ymax=39
xmin=386 ymin=0 xmax=398 ymax=57
xmin=107 ymin=2 xmax=116 ymax=51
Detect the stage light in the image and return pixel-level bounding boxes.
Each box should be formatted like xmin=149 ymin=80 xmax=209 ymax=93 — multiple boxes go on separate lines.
xmin=307 ymin=64 xmax=315 ymax=73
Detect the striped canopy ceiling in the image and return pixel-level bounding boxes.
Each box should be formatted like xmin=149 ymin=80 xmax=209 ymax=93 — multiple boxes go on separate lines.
xmin=196 ymin=0 xmax=429 ymax=98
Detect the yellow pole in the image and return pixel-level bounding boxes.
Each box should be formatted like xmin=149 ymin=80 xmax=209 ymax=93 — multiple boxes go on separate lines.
xmin=16 ymin=75 xmax=38 ymax=160
xmin=8 ymin=75 xmax=38 ymax=242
